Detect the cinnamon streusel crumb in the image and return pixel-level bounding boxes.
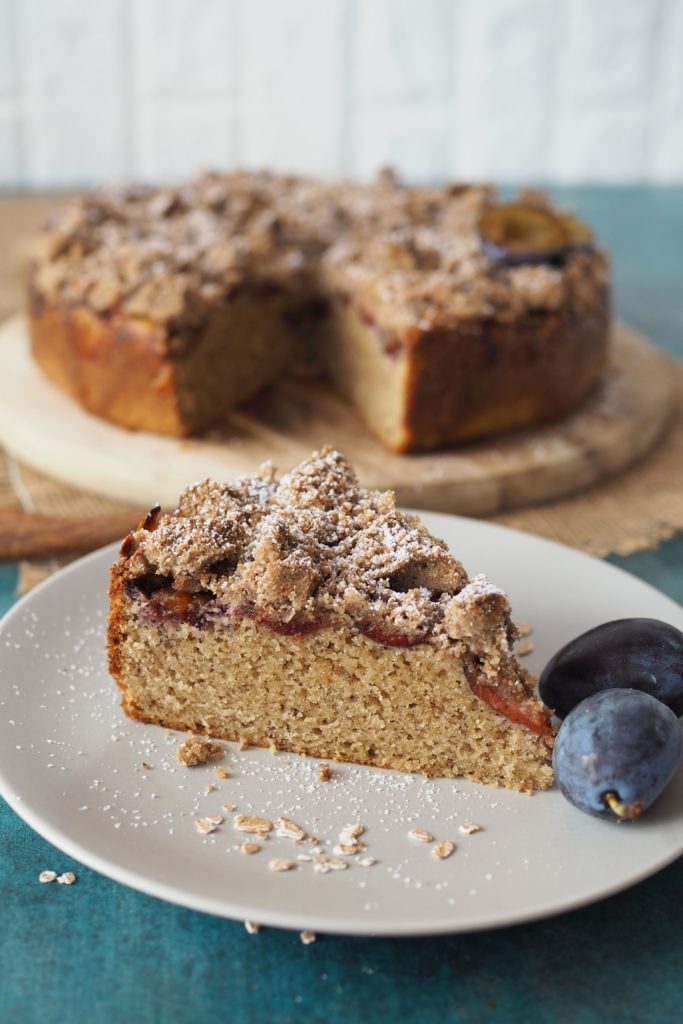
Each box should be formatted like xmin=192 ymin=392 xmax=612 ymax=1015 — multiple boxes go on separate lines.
xmin=176 ymin=735 xmax=224 ymax=767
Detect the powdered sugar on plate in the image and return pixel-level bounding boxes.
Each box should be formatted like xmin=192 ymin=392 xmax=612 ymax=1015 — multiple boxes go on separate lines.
xmin=2 ymin=525 xmax=683 ymax=936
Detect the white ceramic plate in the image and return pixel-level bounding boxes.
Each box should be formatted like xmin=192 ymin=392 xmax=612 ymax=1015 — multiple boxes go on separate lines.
xmin=1 ymin=514 xmax=682 ymax=936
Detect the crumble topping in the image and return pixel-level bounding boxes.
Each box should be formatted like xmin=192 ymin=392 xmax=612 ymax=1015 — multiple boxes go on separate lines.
xmin=30 ymin=168 xmax=606 ymax=334
xmin=176 ymin=735 xmax=225 ymax=767
xmin=124 ymin=447 xmax=473 ymax=641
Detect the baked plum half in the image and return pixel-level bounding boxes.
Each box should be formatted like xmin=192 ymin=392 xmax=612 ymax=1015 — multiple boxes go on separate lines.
xmin=480 ymin=203 xmax=594 ymax=265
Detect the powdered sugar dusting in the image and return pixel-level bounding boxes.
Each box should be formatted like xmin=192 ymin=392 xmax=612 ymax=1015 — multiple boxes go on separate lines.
xmin=4 ymin=521 xmax=660 ymax=936
xmin=124 ymin=447 xmax=471 ymax=641
xmin=30 ymin=169 xmax=606 ymax=332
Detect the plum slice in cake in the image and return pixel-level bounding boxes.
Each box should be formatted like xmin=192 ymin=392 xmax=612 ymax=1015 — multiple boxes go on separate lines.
xmin=108 ymin=448 xmax=554 ymax=792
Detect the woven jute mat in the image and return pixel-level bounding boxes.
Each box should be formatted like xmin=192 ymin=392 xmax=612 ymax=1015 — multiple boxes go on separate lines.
xmin=2 ymin=357 xmax=683 ymax=595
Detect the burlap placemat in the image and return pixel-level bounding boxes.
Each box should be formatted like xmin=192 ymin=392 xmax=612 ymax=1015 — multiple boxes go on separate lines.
xmin=2 ymin=357 xmax=682 ymax=595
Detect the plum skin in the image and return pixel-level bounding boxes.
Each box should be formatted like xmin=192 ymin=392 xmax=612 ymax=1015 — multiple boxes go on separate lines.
xmin=553 ymin=689 xmax=683 ymax=820
xmin=539 ymin=618 xmax=683 ymax=719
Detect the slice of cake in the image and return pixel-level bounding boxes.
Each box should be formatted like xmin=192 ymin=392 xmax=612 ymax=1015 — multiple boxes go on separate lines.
xmin=108 ymin=448 xmax=554 ymax=791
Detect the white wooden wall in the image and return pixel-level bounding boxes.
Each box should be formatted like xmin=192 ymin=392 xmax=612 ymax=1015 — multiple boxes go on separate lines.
xmin=1 ymin=0 xmax=681 ymax=188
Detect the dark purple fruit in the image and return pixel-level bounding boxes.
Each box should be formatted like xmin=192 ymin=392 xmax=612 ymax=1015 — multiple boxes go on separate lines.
xmin=553 ymin=689 xmax=683 ymax=820
xmin=480 ymin=203 xmax=594 ymax=265
xmin=539 ymin=618 xmax=683 ymax=719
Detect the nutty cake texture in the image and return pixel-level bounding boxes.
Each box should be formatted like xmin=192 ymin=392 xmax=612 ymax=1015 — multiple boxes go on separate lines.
xmin=29 ymin=170 xmax=610 ymax=452
xmin=108 ymin=448 xmax=554 ymax=791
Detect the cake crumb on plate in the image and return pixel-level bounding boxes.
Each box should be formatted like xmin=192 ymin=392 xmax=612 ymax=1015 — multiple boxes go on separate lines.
xmin=176 ymin=735 xmax=224 ymax=767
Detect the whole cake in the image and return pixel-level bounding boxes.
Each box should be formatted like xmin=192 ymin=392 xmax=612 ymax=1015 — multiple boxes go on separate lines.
xmin=29 ymin=170 xmax=610 ymax=453
xmin=108 ymin=448 xmax=554 ymax=791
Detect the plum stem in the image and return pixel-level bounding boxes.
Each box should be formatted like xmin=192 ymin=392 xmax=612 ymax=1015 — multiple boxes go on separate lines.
xmin=603 ymin=791 xmax=643 ymax=820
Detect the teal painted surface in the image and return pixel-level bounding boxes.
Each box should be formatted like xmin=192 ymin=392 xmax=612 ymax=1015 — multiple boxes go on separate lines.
xmin=1 ymin=188 xmax=683 ymax=1023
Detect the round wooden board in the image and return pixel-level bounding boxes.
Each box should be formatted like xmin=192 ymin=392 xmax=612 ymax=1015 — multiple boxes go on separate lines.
xmin=0 ymin=314 xmax=677 ymax=516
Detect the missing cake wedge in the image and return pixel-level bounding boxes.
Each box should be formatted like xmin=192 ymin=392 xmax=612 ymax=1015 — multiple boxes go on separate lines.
xmin=108 ymin=448 xmax=554 ymax=792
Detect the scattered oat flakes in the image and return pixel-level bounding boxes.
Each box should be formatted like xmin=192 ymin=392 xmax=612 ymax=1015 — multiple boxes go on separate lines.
xmin=269 ymin=859 xmax=296 ymax=873
xmin=204 ymin=783 xmax=216 ymax=795
xmin=432 ymin=840 xmax=455 ymax=861
xmin=409 ymin=827 xmax=434 ymax=843
xmin=238 ymin=738 xmax=250 ymax=751
xmin=140 ymin=762 xmax=152 ymax=770
xmin=222 ymin=803 xmax=237 ymax=812
xmin=313 ymin=862 xmax=331 ymax=874
xmin=215 ymin=766 xmax=229 ymax=780
xmin=234 ymin=814 xmax=273 ymax=834
xmin=460 ymin=821 xmax=482 ymax=835
xmin=517 ymin=641 xmax=535 ymax=656
xmin=297 ymin=853 xmax=313 ymax=862
xmin=317 ymin=763 xmax=332 ymax=782
xmin=277 ymin=817 xmax=307 ymax=841
xmin=517 ymin=622 xmax=533 ymax=637
xmin=338 ymin=824 xmax=364 ymax=848
xmin=244 ymin=920 xmax=261 ymax=934
xmin=57 ymin=872 xmax=77 ymax=885
xmin=177 ymin=735 xmax=224 ymax=767
xmin=240 ymin=842 xmax=261 ymax=855
xmin=268 ymin=740 xmax=279 ymax=753
xmin=357 ymin=856 xmax=377 ymax=867
xmin=326 ymin=859 xmax=348 ymax=871
xmin=195 ymin=816 xmax=222 ymax=835
xmin=333 ymin=844 xmax=358 ymax=856
xmin=300 ymin=930 xmax=316 ymax=945
xmin=308 ymin=836 xmax=320 ymax=847
xmin=39 ymin=870 xmax=57 ymax=883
